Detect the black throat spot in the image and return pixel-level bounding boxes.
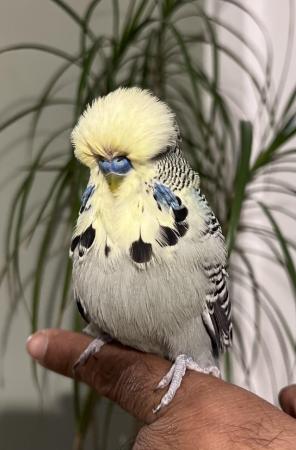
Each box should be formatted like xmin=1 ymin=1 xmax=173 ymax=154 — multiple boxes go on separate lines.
xmin=130 ymin=237 xmax=152 ymax=263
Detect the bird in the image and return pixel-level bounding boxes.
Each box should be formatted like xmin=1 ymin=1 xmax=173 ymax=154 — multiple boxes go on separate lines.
xmin=70 ymin=87 xmax=232 ymax=413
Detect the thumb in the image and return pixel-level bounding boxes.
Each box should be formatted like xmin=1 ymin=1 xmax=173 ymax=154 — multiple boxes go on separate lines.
xmin=26 ymin=328 xmax=171 ymax=423
xmin=279 ymin=385 xmax=296 ymax=419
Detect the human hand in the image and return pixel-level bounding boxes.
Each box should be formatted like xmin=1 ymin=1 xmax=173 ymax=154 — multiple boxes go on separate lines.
xmin=279 ymin=384 xmax=296 ymax=419
xmin=27 ymin=329 xmax=296 ymax=450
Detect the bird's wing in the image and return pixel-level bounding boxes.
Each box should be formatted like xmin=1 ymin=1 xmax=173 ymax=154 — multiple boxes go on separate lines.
xmin=201 ymin=262 xmax=232 ymax=355
xmin=154 ymin=183 xmax=232 ymax=355
xmin=195 ymin=189 xmax=232 ymax=354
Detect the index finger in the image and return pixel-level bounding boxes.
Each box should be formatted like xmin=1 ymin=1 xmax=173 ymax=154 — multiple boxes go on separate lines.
xmin=26 ymin=328 xmax=185 ymax=423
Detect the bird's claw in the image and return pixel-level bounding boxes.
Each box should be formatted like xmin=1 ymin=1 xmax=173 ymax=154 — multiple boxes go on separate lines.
xmin=72 ymin=336 xmax=108 ymax=374
xmin=153 ymin=354 xmax=220 ymax=413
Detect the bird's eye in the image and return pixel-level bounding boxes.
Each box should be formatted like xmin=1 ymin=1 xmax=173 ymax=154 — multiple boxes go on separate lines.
xmin=98 ymin=156 xmax=132 ymax=175
xmin=111 ymin=157 xmax=132 ymax=174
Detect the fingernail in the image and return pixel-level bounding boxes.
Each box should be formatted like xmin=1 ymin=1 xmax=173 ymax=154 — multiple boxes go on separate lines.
xmin=26 ymin=331 xmax=48 ymax=361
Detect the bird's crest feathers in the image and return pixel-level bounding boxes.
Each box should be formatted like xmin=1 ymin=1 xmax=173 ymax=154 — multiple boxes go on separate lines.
xmin=72 ymin=87 xmax=177 ymax=167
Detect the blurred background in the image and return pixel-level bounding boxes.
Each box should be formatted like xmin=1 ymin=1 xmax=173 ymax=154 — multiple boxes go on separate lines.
xmin=0 ymin=1 xmax=296 ymax=449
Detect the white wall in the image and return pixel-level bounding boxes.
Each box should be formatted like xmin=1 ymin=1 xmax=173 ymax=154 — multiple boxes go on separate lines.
xmin=214 ymin=0 xmax=296 ymax=402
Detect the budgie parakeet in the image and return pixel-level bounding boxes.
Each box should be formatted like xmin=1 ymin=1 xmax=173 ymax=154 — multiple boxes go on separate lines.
xmin=70 ymin=87 xmax=232 ymax=412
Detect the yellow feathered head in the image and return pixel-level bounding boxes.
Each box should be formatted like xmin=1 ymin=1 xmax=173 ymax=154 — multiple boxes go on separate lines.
xmin=71 ymin=87 xmax=177 ymax=168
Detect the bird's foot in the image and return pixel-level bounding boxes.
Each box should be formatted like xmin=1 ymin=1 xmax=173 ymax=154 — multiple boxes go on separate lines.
xmin=153 ymin=354 xmax=220 ymax=413
xmin=73 ymin=335 xmax=111 ymax=373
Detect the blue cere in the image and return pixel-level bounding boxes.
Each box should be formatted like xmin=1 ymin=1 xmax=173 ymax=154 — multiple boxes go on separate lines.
xmin=80 ymin=184 xmax=95 ymax=213
xmin=153 ymin=183 xmax=180 ymax=209
xmin=99 ymin=157 xmax=132 ymax=175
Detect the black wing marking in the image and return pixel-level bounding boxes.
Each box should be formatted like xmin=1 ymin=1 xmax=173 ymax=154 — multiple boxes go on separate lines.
xmin=202 ymin=264 xmax=232 ymax=357
xmin=195 ymin=188 xmax=231 ymax=354
xmin=76 ymin=295 xmax=90 ymax=323
xmin=203 ymin=210 xmax=224 ymax=239
xmin=195 ymin=188 xmax=224 ymax=240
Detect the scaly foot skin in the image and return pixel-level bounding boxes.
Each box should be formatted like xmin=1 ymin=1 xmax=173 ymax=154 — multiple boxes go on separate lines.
xmin=73 ymin=335 xmax=111 ymax=373
xmin=153 ymin=354 xmax=220 ymax=413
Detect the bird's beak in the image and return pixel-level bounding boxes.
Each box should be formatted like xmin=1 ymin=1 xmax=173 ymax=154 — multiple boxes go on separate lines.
xmin=98 ymin=156 xmax=132 ymax=192
xmin=106 ymin=174 xmax=124 ymax=193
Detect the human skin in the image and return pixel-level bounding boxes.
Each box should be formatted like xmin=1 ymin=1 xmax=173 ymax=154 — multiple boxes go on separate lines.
xmin=27 ymin=329 xmax=296 ymax=450
xmin=279 ymin=385 xmax=296 ymax=420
